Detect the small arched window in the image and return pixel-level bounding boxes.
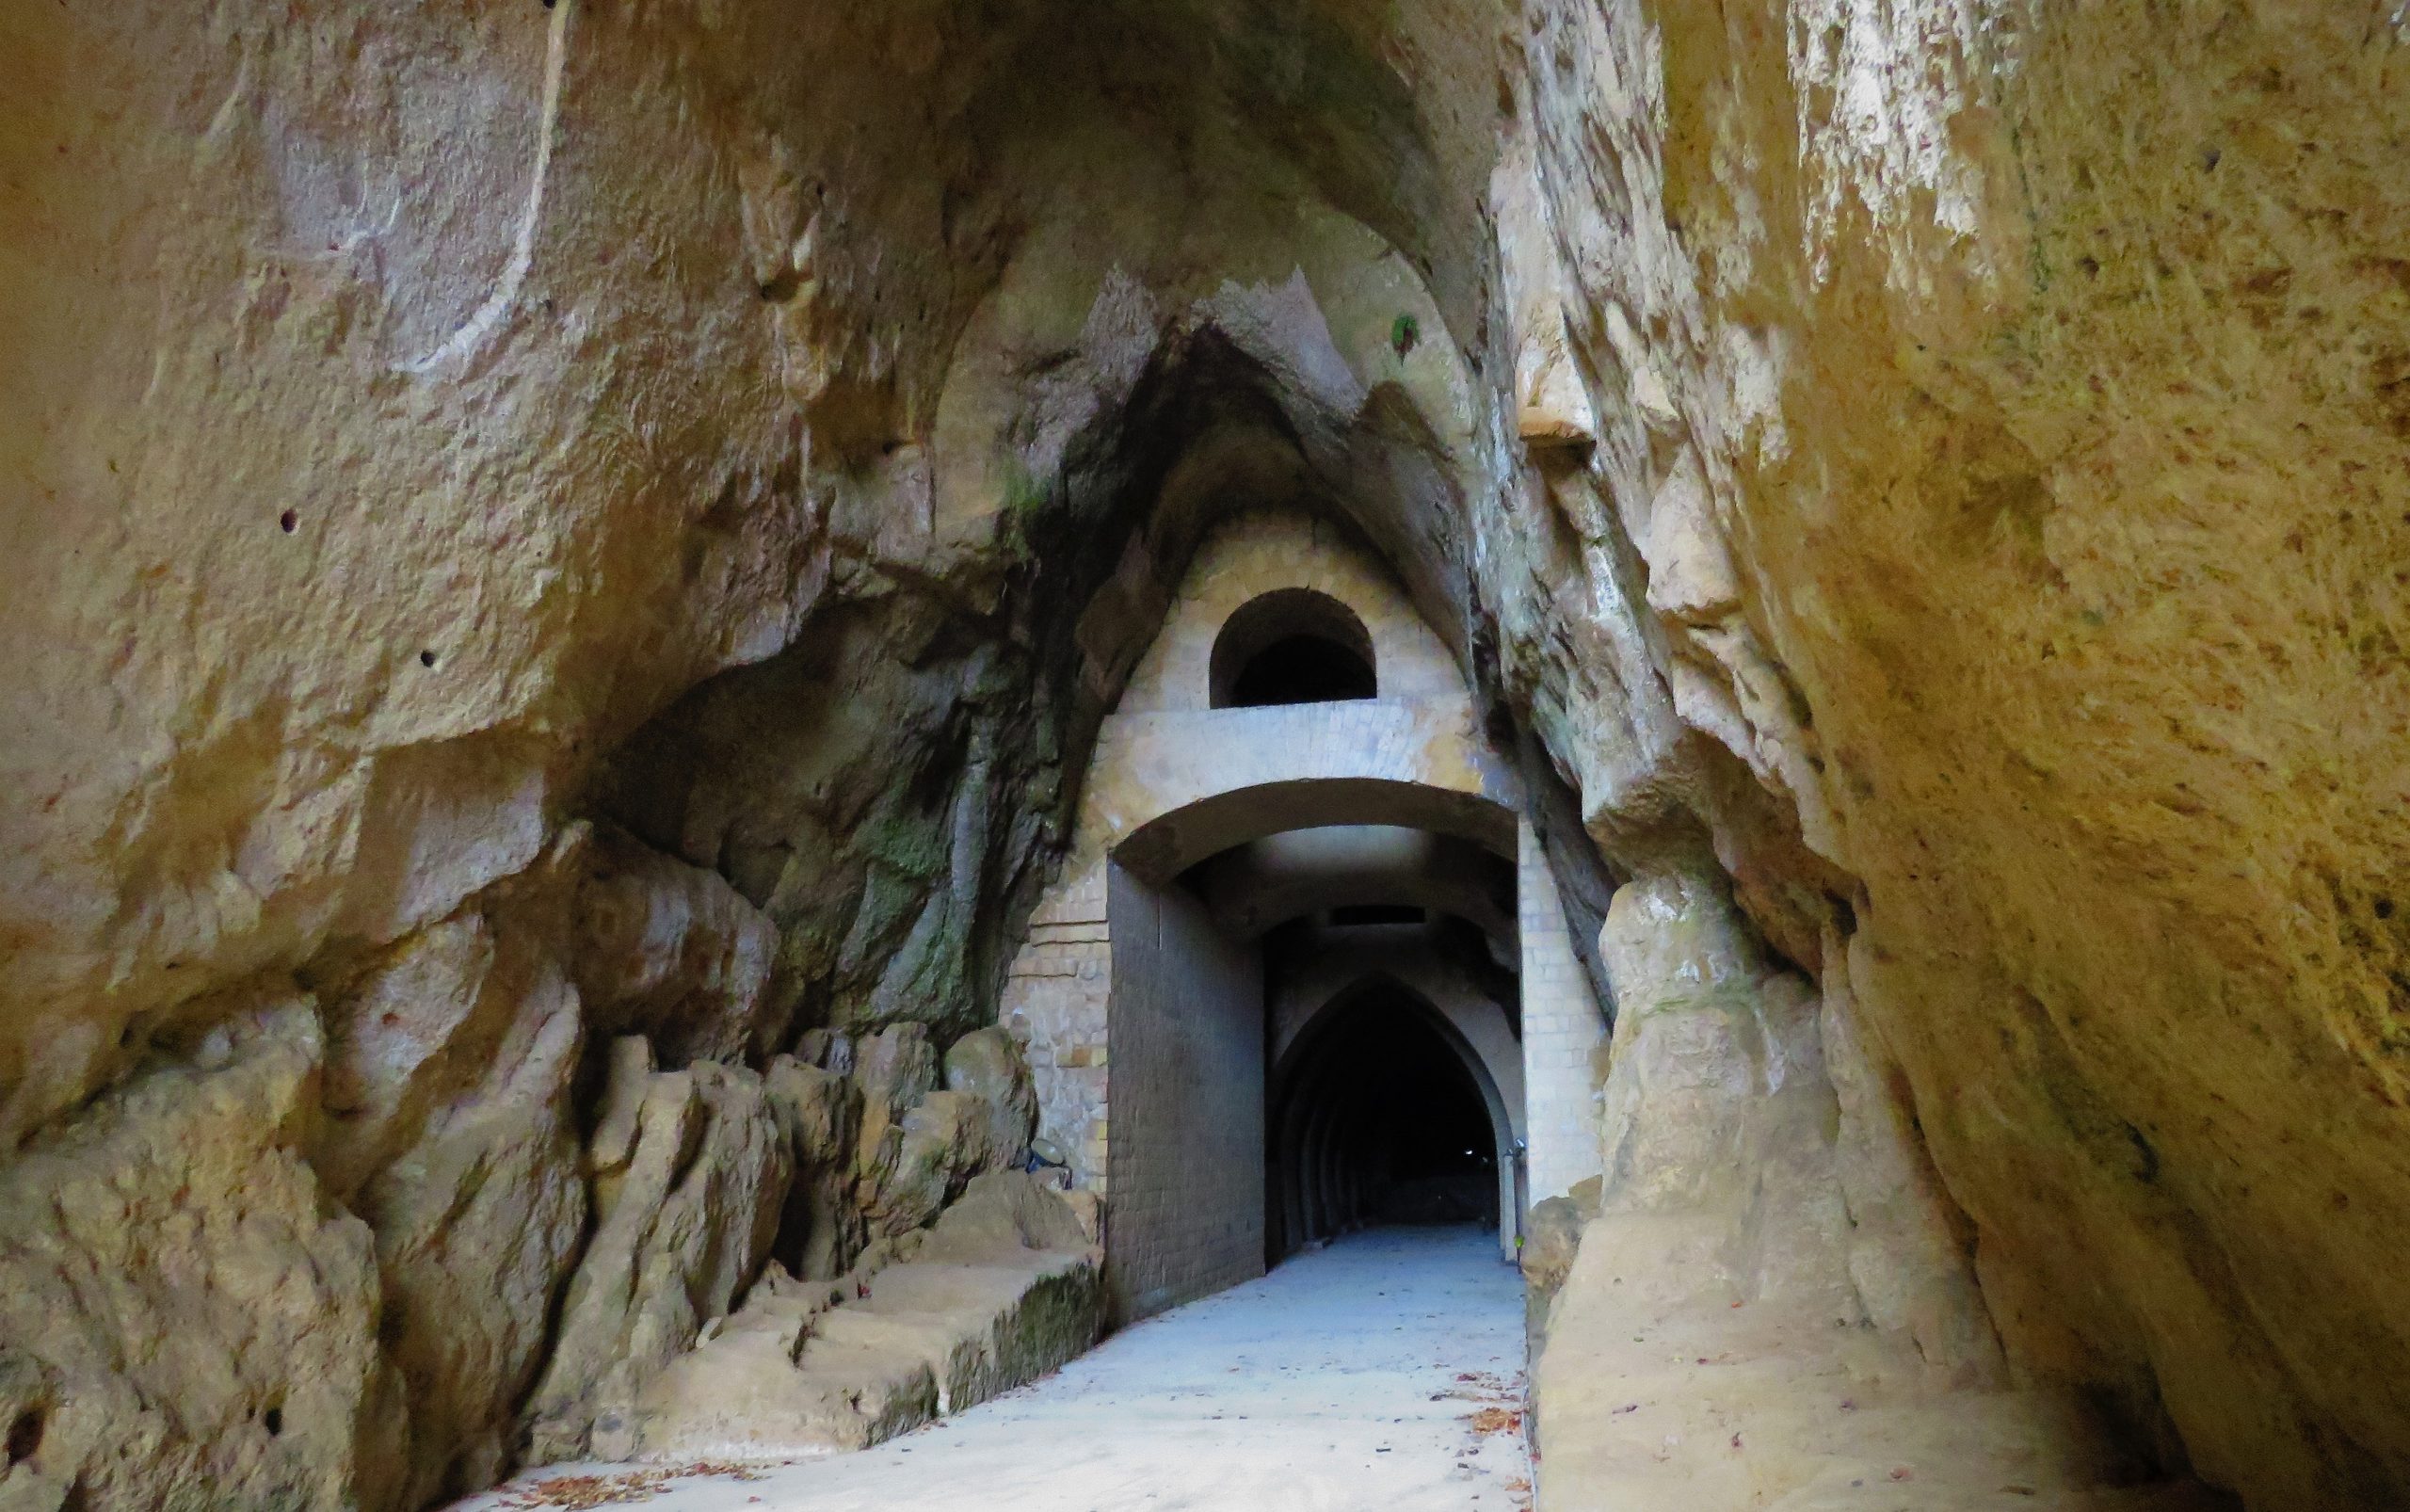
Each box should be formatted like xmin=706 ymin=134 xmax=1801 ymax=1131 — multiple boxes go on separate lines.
xmin=1210 ymin=588 xmax=1377 ymax=708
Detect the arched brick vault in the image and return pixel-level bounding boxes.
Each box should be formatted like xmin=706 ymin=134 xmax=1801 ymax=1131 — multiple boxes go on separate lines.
xmin=1113 ymin=777 xmax=1516 ymax=885
xmin=999 ymin=510 xmax=1610 ymax=1324
xmin=1188 ymin=826 xmax=1518 ymax=954
xmin=1269 ymin=957 xmax=1526 ymax=1262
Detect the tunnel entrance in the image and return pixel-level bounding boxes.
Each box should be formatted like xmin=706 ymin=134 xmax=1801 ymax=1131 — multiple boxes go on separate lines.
xmin=1005 ymin=512 xmax=1611 ymax=1326
xmin=1268 ymin=976 xmax=1504 ymax=1264
xmin=1099 ymin=822 xmax=1531 ymax=1322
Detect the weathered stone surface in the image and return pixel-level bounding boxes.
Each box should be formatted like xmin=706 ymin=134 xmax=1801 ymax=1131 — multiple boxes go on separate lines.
xmin=1494 ymin=2 xmax=2410 ymax=1501
xmin=628 ymin=1172 xmax=1101 ymax=1461
xmin=943 ymin=1025 xmax=1038 ymax=1169
xmin=853 ymin=1023 xmax=939 ymax=1135
xmin=356 ymin=944 xmax=586 ymax=1507
xmin=763 ymin=1054 xmax=865 ymax=1281
xmin=0 ymin=998 xmax=405 ymax=1512
xmin=569 ymin=823 xmax=787 ymax=1066
xmin=312 ymin=909 xmax=507 ymax=1204
xmin=1530 ymin=870 xmax=2216 ymax=1507
xmin=1518 ymin=1182 xmax=1595 ymax=1344
xmin=1589 ymin=868 xmax=1859 ymax=1311
xmin=1817 ymin=927 xmax=2002 ymax=1384
xmin=522 ymin=1042 xmax=792 ymax=1464
xmin=864 ymin=1090 xmax=1012 ymax=1240
xmin=767 ymin=1054 xmax=859 ymax=1168
xmin=625 ymin=1264 xmax=937 ymax=1464
xmin=851 ymin=1023 xmax=999 ymax=1238
xmin=923 ymin=1166 xmax=1092 ymax=1256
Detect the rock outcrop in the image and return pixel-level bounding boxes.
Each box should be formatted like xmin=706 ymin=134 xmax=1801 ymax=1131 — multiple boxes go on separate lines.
xmin=0 ymin=999 xmax=405 ymax=1512
xmin=1532 ymin=868 xmax=2220 ymax=1508
xmin=763 ymin=1053 xmax=866 ymax=1281
xmin=629 ymin=1171 xmax=1101 ymax=1461
xmin=522 ymin=1041 xmax=792 ymax=1463
xmin=1488 ymin=3 xmax=2410 ymax=1502
xmin=351 ymin=948 xmax=586 ymax=1507
xmin=504 ymin=1021 xmax=1053 ymax=1472
xmin=567 ymin=824 xmax=790 ymax=1067
xmin=300 ymin=854 xmax=596 ymax=1506
xmin=944 ymin=1025 xmax=1040 ymax=1170
xmin=848 ymin=1023 xmax=1022 ymax=1239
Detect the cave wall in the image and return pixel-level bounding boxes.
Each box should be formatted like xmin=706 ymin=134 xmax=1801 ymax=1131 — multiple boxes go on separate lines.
xmin=0 ymin=0 xmax=1502 ymax=1150
xmin=0 ymin=3 xmax=1513 ymax=1504
xmin=1 ymin=0 xmax=2405 ymax=1508
xmin=1487 ymin=0 xmax=2410 ymax=1504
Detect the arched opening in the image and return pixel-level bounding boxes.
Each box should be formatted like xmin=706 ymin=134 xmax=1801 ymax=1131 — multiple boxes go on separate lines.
xmin=1101 ymin=779 xmax=1530 ymax=1320
xmin=1112 ymin=777 xmax=1518 ymax=885
xmin=1267 ymin=975 xmax=1508 ymax=1264
xmin=1210 ymin=588 xmax=1377 ymax=708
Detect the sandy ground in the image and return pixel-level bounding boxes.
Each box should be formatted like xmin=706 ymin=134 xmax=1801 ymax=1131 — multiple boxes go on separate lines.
xmin=461 ymin=1225 xmax=1531 ymax=1512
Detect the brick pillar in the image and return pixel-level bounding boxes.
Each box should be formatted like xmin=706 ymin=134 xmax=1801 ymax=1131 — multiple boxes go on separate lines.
xmin=1001 ymin=859 xmax=1113 ymax=1195
xmin=1519 ymin=817 xmax=1607 ymax=1204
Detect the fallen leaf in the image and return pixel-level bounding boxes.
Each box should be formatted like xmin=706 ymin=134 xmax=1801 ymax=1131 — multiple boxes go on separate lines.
xmin=1468 ymin=1406 xmax=1524 ymax=1436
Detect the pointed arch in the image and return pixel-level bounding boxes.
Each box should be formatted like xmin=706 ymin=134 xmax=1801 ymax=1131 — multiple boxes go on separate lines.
xmin=1266 ymin=971 xmax=1518 ymax=1263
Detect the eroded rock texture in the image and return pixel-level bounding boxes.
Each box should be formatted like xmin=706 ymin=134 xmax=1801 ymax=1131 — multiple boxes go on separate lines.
xmin=522 ymin=1042 xmax=790 ymax=1462
xmin=1493 ymin=3 xmax=2410 ymax=1504
xmin=0 ymin=999 xmax=405 ymax=1511
xmin=1 ymin=0 xmax=2404 ymax=1508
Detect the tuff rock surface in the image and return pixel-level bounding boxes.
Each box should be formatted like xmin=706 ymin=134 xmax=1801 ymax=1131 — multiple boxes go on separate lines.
xmin=1 ymin=1 xmax=2404 ymax=1509
xmin=0 ymin=999 xmax=405 ymax=1512
xmin=628 ymin=1170 xmax=1101 ymax=1462
xmin=522 ymin=1043 xmax=794 ymax=1464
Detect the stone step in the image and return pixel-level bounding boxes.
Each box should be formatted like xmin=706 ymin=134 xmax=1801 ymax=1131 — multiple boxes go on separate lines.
xmin=624 ymin=1171 xmax=1103 ymax=1462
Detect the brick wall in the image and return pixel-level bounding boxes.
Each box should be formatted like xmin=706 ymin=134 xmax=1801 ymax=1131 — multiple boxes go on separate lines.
xmin=1103 ymin=863 xmax=1266 ymax=1324
xmin=1520 ymin=817 xmax=1608 ymax=1202
xmin=1002 ymin=860 xmax=1113 ymax=1192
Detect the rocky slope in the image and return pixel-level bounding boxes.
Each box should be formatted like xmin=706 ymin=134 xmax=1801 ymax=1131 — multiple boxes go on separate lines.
xmin=2 ymin=2 xmax=2405 ymax=1509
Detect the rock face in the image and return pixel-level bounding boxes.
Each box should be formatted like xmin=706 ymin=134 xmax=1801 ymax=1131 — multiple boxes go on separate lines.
xmin=3 ymin=1 xmax=2406 ymax=1509
xmin=1518 ymin=1182 xmax=1595 ymax=1347
xmin=944 ymin=1025 xmax=1040 ymax=1169
xmin=511 ymin=1025 xmax=1048 ymax=1471
xmin=1489 ymin=2 xmax=2410 ymax=1500
xmin=303 ymin=861 xmax=595 ymax=1506
xmin=351 ymin=942 xmax=586 ymax=1507
xmin=522 ymin=1042 xmax=793 ymax=1463
xmin=850 ymin=1023 xmax=1020 ymax=1239
xmin=1531 ymin=869 xmax=2224 ymax=1508
xmin=763 ymin=1054 xmax=866 ymax=1281
xmin=0 ymin=999 xmax=405 ymax=1512
xmin=569 ymin=823 xmax=790 ymax=1067
xmin=629 ymin=1171 xmax=1102 ymax=1461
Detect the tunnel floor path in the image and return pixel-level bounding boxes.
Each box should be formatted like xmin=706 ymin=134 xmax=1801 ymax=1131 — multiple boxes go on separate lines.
xmin=466 ymin=1225 xmax=1530 ymax=1512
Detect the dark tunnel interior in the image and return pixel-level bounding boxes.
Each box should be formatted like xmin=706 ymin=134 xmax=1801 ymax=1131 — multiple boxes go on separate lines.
xmin=1266 ymin=981 xmax=1501 ymax=1264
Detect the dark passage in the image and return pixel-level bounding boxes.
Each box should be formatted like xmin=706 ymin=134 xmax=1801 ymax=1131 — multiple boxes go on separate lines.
xmin=1266 ymin=981 xmax=1500 ymax=1264
xmin=1225 ymin=634 xmax=1377 ymax=706
xmin=1210 ymin=587 xmax=1378 ymax=707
